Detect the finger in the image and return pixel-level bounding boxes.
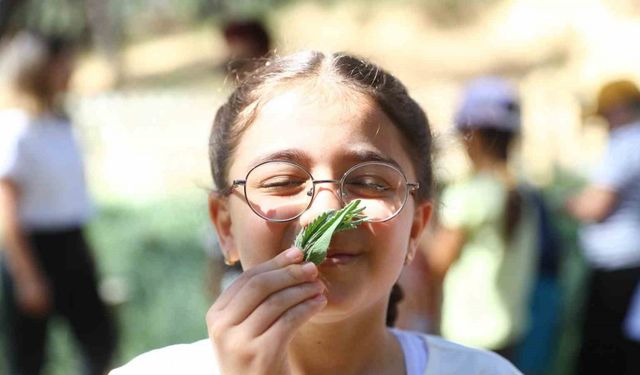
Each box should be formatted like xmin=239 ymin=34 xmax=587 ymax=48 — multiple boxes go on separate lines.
xmin=264 ymin=293 xmax=327 ymax=344
xmin=243 ymin=280 xmax=325 ymax=336
xmin=212 ymin=247 xmax=304 ymax=311
xmin=219 ymin=261 xmax=319 ymax=327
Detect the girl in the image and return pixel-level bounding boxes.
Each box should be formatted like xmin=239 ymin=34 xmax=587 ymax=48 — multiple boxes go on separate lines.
xmin=428 ymin=77 xmax=537 ymax=360
xmin=111 ymin=51 xmax=521 ymax=374
xmin=0 ymin=32 xmax=116 ymax=375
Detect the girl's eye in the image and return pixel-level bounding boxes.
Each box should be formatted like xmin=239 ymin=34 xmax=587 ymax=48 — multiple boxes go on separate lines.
xmin=345 ymin=176 xmax=392 ymax=197
xmin=258 ymin=176 xmax=307 ymax=194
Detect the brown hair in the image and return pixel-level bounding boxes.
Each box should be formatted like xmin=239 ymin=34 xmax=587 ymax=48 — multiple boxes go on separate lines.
xmin=475 ymin=128 xmax=521 ymax=243
xmin=0 ymin=31 xmax=74 ymax=113
xmin=209 ymin=50 xmax=434 ymax=202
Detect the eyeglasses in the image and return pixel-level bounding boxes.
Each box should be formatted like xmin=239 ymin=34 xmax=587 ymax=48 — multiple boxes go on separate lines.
xmin=222 ymin=160 xmax=420 ymax=223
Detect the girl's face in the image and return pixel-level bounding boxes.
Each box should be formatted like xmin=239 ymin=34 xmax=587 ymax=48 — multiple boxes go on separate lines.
xmin=210 ymin=83 xmax=431 ymax=321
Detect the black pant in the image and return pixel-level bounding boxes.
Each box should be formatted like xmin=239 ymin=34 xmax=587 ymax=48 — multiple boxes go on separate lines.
xmin=575 ymin=266 xmax=640 ymax=375
xmin=1 ymin=227 xmax=117 ymax=375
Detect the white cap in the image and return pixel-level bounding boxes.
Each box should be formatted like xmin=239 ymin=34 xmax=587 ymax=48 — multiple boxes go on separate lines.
xmin=454 ymin=76 xmax=521 ymax=133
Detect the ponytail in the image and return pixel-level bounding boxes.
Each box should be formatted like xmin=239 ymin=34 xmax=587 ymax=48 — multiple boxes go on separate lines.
xmin=386 ymin=283 xmax=404 ymax=327
xmin=505 ymin=188 xmax=522 ymax=243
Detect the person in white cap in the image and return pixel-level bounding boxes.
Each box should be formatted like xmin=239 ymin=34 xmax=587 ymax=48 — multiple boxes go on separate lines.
xmin=427 ymin=77 xmax=538 ymax=362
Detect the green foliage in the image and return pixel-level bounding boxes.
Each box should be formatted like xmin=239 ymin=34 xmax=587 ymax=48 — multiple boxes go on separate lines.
xmin=89 ymin=195 xmax=213 ymax=362
xmin=0 ymin=194 xmax=214 ymax=375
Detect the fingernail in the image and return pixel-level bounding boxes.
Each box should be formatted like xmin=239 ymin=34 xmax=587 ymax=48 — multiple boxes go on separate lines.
xmin=312 ymin=294 xmax=327 ymax=304
xmin=311 ymin=280 xmax=324 ymax=292
xmin=285 ymin=247 xmax=302 ymax=260
xmin=302 ymin=262 xmax=316 ymax=275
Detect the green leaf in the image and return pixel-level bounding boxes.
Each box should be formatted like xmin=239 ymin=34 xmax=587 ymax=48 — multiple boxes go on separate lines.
xmin=294 ymin=200 xmax=367 ymax=265
xmin=294 ymin=210 xmax=333 ymax=249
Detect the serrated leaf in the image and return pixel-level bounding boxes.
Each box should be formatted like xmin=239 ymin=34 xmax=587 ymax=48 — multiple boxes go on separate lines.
xmin=294 ymin=200 xmax=367 ymax=265
xmin=294 ymin=210 xmax=334 ymax=249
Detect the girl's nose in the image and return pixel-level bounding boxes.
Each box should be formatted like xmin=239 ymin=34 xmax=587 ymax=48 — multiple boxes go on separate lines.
xmin=298 ymin=185 xmax=343 ymax=227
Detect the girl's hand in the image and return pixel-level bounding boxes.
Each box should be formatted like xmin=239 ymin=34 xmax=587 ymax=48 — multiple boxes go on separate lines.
xmin=206 ymin=247 xmax=326 ymax=375
xmin=15 ymin=271 xmax=52 ymax=317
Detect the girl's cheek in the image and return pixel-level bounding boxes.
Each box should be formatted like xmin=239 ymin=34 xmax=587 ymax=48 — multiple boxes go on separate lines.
xmin=236 ymin=220 xmax=291 ymax=267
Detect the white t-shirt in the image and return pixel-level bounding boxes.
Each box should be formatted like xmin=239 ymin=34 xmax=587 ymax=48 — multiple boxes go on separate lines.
xmin=109 ymin=331 xmax=522 ymax=375
xmin=0 ymin=109 xmax=93 ymax=230
xmin=580 ymin=121 xmax=640 ymax=269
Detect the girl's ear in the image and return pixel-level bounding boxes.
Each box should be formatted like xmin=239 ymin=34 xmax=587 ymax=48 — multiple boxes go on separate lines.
xmin=208 ymin=193 xmax=239 ymax=264
xmin=406 ymin=200 xmax=433 ymax=263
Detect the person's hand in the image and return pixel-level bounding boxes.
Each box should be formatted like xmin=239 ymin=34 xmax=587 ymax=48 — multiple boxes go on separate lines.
xmin=206 ymin=247 xmax=327 ymax=375
xmin=15 ymin=271 xmax=52 ymax=317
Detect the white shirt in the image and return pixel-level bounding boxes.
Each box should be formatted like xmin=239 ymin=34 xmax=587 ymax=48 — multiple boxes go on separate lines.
xmin=0 ymin=109 xmax=93 ymax=230
xmin=392 ymin=329 xmax=428 ymax=375
xmin=580 ymin=121 xmax=640 ymax=269
xmin=109 ymin=331 xmax=522 ymax=375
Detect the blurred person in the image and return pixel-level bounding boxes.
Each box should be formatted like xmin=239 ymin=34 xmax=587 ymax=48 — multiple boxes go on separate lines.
xmin=566 ymin=79 xmax=640 ymax=375
xmin=221 ymin=19 xmax=271 ymax=80
xmin=427 ymin=77 xmax=538 ymax=362
xmin=0 ymin=31 xmax=116 ymax=375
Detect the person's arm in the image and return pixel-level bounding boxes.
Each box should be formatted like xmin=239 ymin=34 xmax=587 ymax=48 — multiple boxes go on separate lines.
xmin=0 ymin=178 xmax=50 ymax=316
xmin=420 ymin=227 xmax=465 ymax=334
xmin=426 ymin=227 xmax=466 ymax=282
xmin=565 ymin=186 xmax=618 ymax=223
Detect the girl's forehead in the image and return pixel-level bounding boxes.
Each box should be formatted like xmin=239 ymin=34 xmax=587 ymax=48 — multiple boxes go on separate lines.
xmin=258 ymin=82 xmax=371 ymax=119
xmin=229 ymin=87 xmax=415 ymax=177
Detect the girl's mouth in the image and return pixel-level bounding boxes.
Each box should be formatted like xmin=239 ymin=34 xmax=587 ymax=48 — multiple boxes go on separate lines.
xmin=321 ymin=252 xmax=359 ymax=266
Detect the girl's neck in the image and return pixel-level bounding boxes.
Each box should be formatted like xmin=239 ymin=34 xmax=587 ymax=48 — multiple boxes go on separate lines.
xmin=472 ymin=154 xmax=505 ymax=173
xmin=10 ymin=93 xmax=57 ymax=117
xmin=288 ymin=302 xmax=404 ymax=375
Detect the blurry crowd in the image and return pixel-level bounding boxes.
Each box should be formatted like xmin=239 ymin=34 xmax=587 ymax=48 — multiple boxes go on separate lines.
xmin=1 ymin=18 xmax=640 ymax=375
xmin=395 ymin=76 xmax=640 ymax=375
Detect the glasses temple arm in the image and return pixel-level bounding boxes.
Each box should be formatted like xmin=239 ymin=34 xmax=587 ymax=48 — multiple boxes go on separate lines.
xmin=220 ymin=180 xmax=246 ymax=196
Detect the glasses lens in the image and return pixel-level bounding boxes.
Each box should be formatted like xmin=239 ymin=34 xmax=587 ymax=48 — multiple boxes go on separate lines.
xmin=342 ymin=163 xmax=408 ymax=222
xmin=244 ymin=161 xmax=313 ymax=221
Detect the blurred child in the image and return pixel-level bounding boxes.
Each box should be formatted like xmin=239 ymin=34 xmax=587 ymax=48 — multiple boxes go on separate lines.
xmin=428 ymin=77 xmax=537 ymax=361
xmin=0 ymin=31 xmax=116 ymax=375
xmin=566 ymin=79 xmax=640 ymax=375
xmin=221 ymin=19 xmax=271 ymax=80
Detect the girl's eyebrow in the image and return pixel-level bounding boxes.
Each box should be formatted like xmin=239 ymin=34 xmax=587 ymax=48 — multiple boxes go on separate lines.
xmin=347 ymin=149 xmax=403 ymax=170
xmin=247 ymin=149 xmax=402 ymax=171
xmin=248 ymin=149 xmax=311 ymax=169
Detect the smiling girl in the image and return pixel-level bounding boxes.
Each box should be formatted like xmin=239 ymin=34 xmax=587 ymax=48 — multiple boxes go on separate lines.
xmin=110 ymin=51 xmax=521 ymax=375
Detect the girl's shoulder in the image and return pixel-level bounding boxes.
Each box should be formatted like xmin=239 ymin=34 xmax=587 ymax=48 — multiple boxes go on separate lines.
xmin=420 ymin=333 xmax=522 ymax=375
xmin=109 ymin=334 xmax=522 ymax=375
xmin=109 ymin=339 xmax=219 ymax=375
xmin=0 ymin=108 xmax=30 ymax=133
xmin=0 ymin=109 xmax=31 ymax=155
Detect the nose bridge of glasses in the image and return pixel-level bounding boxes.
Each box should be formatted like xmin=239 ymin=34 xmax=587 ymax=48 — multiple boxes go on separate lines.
xmin=307 ymin=179 xmax=343 ymax=197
